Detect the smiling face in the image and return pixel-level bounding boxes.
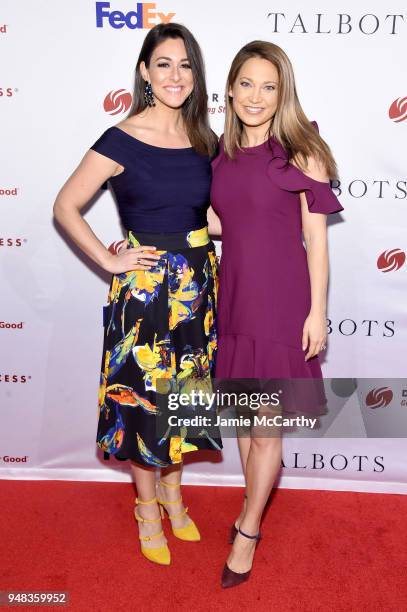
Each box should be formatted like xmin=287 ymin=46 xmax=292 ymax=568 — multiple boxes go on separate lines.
xmin=140 ymin=37 xmax=194 ymax=109
xmin=229 ymin=56 xmax=279 ymax=130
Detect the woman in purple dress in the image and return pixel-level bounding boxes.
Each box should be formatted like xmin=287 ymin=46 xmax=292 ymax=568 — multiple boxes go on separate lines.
xmin=209 ymin=41 xmax=343 ymax=587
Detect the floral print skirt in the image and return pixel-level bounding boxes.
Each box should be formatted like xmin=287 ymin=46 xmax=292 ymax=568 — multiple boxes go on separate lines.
xmin=96 ymin=226 xmax=222 ymax=467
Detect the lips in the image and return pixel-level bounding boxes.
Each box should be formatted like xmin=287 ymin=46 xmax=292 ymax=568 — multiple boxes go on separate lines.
xmin=165 ymin=86 xmax=183 ymax=93
xmin=244 ymin=106 xmax=264 ymax=114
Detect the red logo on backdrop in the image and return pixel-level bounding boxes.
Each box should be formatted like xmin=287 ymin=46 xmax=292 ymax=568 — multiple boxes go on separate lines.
xmin=377 ymin=248 xmax=406 ymax=272
xmin=388 ymin=97 xmax=407 ymax=123
xmin=365 ymin=387 xmax=393 ymax=408
xmin=103 ymin=89 xmax=132 ymax=115
xmin=0 ymin=24 xmax=8 ymax=34
xmin=108 ymin=240 xmax=126 ymax=254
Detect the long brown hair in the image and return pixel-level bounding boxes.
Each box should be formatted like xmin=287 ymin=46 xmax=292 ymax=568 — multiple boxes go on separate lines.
xmin=224 ymin=41 xmax=337 ymax=178
xmin=127 ymin=23 xmax=217 ymax=157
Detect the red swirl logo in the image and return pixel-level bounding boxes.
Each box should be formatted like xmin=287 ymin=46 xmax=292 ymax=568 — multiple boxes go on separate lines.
xmin=377 ymin=248 xmax=406 ymax=272
xmin=388 ymin=97 xmax=407 ymax=123
xmin=108 ymin=240 xmax=126 ymax=255
xmin=365 ymin=387 xmax=393 ymax=409
xmin=103 ymin=89 xmax=132 ymax=115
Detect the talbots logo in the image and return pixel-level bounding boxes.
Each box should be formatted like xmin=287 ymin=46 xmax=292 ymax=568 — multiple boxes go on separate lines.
xmin=103 ymin=89 xmax=132 ymax=115
xmin=96 ymin=2 xmax=175 ymax=29
xmin=389 ymin=97 xmax=407 ymax=123
xmin=377 ymin=248 xmax=406 ymax=272
xmin=108 ymin=239 xmax=126 ymax=254
xmin=365 ymin=387 xmax=393 ymax=409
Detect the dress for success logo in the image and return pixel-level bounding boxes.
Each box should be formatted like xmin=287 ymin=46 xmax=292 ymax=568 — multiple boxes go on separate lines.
xmin=0 ymin=455 xmax=29 ymax=463
xmin=0 ymin=374 xmax=31 ymax=383
xmin=389 ymin=97 xmax=407 ymax=123
xmin=0 ymin=238 xmax=26 ymax=247
xmin=0 ymin=321 xmax=24 ymax=329
xmin=104 ymin=89 xmax=132 ymax=115
xmin=377 ymin=249 xmax=406 ymax=272
xmin=0 ymin=87 xmax=18 ymax=97
xmin=96 ymin=2 xmax=175 ymax=29
xmin=0 ymin=187 xmax=18 ymax=196
xmin=365 ymin=387 xmax=393 ymax=408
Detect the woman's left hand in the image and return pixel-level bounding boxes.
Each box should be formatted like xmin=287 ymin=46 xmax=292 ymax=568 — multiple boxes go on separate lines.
xmin=302 ymin=312 xmax=327 ymax=361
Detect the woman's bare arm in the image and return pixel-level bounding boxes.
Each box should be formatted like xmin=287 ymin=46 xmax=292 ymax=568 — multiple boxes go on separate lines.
xmin=300 ymin=156 xmax=330 ymax=360
xmin=53 ymin=150 xmax=160 ymax=273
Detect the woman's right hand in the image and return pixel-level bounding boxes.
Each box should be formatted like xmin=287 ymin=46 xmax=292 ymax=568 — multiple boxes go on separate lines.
xmin=103 ymin=245 xmax=162 ymax=274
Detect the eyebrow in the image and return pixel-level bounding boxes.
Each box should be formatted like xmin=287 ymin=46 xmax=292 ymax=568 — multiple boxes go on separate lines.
xmin=155 ymin=56 xmax=189 ymax=62
xmin=239 ymin=76 xmax=279 ymax=85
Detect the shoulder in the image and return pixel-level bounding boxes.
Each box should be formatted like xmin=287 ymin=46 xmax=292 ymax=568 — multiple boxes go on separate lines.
xmin=302 ymin=155 xmax=329 ymax=183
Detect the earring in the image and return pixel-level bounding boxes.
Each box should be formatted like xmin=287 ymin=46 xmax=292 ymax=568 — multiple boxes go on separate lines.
xmin=144 ymin=81 xmax=155 ymax=107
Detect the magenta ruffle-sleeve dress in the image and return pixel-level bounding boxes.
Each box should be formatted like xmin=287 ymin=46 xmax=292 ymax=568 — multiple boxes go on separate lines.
xmin=210 ymin=123 xmax=344 ymax=381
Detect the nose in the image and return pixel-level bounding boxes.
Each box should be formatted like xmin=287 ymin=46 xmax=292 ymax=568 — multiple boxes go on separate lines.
xmin=170 ymin=66 xmax=181 ymax=82
xmin=248 ymin=87 xmax=262 ymax=104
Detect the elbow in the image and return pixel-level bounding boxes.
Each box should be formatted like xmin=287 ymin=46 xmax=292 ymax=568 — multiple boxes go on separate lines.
xmin=303 ymin=229 xmax=327 ymax=251
xmin=53 ymin=198 xmax=63 ymax=224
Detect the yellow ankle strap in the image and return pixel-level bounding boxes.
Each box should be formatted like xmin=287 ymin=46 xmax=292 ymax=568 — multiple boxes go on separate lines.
xmin=139 ymin=530 xmax=165 ymax=542
xmin=159 ymin=480 xmax=181 ymax=489
xmin=135 ymin=496 xmax=157 ymax=505
xmin=134 ymin=508 xmax=161 ymax=524
xmin=167 ymin=506 xmax=189 ymax=521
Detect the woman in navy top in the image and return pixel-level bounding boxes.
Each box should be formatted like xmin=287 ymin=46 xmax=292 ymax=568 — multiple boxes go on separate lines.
xmin=53 ymin=23 xmax=221 ymax=566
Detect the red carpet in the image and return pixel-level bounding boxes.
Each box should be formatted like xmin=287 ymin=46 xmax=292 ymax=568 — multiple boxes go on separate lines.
xmin=1 ymin=481 xmax=406 ymax=611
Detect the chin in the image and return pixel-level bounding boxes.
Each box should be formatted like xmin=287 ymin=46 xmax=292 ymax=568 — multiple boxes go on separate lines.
xmin=158 ymin=93 xmax=190 ymax=109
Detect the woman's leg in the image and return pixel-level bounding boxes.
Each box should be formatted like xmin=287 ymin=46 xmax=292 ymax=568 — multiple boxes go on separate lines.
xmin=226 ymin=408 xmax=282 ymax=573
xmin=232 ymin=436 xmax=251 ymax=528
xmin=130 ymin=461 xmax=167 ymax=549
xmin=157 ymin=462 xmax=192 ymax=529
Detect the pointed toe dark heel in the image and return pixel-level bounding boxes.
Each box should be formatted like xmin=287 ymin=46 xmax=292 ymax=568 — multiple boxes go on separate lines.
xmin=221 ymin=562 xmax=251 ymax=588
xmin=221 ymin=527 xmax=261 ymax=589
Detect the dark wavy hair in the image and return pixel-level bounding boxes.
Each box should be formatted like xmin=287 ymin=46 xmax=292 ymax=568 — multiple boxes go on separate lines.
xmin=127 ymin=23 xmax=217 ymax=157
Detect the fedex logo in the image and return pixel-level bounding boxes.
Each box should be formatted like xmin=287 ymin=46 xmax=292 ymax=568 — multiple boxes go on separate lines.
xmin=96 ymin=2 xmax=175 ymax=29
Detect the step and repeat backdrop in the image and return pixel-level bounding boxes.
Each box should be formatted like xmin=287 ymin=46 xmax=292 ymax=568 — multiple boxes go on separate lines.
xmin=1 ymin=0 xmax=406 ymax=492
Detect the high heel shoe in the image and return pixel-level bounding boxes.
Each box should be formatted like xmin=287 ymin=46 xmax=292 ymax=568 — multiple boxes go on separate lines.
xmin=229 ymin=493 xmax=247 ymax=544
xmin=156 ymin=480 xmax=201 ymax=542
xmin=133 ymin=496 xmax=171 ymax=565
xmin=221 ymin=527 xmax=261 ymax=589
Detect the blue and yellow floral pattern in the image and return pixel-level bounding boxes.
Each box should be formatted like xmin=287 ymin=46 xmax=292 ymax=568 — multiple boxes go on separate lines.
xmin=96 ymin=227 xmax=221 ymax=466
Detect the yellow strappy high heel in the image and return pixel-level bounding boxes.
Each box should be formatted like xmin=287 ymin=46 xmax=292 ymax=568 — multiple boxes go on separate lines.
xmin=133 ymin=496 xmax=171 ymax=565
xmin=156 ymin=480 xmax=201 ymax=542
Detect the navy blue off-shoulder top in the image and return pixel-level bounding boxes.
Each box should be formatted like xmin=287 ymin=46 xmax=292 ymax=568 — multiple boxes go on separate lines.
xmin=90 ymin=126 xmax=212 ymax=233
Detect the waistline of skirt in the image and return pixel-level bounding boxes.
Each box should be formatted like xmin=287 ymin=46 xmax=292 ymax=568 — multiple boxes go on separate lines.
xmin=126 ymin=226 xmax=211 ymax=250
